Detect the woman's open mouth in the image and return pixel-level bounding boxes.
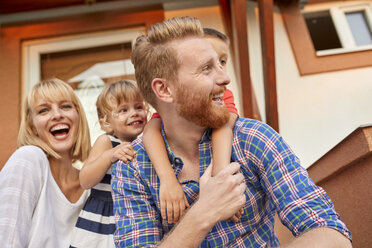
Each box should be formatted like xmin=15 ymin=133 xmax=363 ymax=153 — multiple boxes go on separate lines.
xmin=50 ymin=124 xmax=70 ymax=138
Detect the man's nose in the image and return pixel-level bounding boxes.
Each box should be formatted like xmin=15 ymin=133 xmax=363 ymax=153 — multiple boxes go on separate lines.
xmin=216 ymin=66 xmax=230 ymax=86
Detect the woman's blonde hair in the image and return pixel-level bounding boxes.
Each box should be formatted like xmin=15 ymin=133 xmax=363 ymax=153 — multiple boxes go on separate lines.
xmin=17 ymin=78 xmax=91 ymax=162
xmin=96 ymin=80 xmax=148 ymax=126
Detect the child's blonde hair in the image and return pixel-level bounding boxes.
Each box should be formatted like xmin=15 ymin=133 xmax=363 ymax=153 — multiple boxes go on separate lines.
xmin=96 ymin=80 xmax=148 ymax=126
xmin=17 ymin=78 xmax=91 ymax=162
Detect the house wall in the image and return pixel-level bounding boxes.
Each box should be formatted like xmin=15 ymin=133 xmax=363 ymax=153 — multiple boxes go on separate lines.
xmin=245 ymin=1 xmax=372 ymax=168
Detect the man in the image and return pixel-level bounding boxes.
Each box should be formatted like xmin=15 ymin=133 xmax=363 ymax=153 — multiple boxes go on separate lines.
xmin=111 ymin=16 xmax=352 ymax=247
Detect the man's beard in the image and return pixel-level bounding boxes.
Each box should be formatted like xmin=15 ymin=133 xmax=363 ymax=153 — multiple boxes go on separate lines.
xmin=175 ymin=85 xmax=230 ymax=128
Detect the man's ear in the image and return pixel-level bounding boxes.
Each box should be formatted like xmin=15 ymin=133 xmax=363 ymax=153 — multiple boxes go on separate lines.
xmin=151 ymin=78 xmax=174 ymax=103
xmin=99 ymin=117 xmax=113 ymax=134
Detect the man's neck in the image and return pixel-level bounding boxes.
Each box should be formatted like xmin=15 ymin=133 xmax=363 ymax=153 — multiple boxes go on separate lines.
xmin=161 ymin=111 xmax=207 ymax=181
xmin=163 ymin=117 xmax=205 ymax=159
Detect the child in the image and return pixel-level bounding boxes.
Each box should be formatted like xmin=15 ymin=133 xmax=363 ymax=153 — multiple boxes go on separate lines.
xmin=70 ymin=80 xmax=148 ymax=248
xmin=142 ymin=28 xmax=240 ymax=224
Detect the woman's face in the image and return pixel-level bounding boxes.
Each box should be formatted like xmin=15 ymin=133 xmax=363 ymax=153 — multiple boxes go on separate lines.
xmin=32 ymin=98 xmax=79 ymax=158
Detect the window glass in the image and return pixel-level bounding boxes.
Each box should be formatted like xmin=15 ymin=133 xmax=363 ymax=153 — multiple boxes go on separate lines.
xmin=304 ymin=10 xmax=342 ymax=51
xmin=345 ymin=11 xmax=372 ymax=46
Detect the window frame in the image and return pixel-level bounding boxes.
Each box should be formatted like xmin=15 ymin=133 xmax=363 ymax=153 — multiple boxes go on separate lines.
xmin=302 ymin=1 xmax=372 ymax=56
xmin=279 ymin=0 xmax=372 ymax=75
xmin=23 ymin=27 xmax=144 ymax=95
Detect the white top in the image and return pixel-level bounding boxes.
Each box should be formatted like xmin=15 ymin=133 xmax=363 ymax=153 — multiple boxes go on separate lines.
xmin=0 ymin=145 xmax=90 ymax=248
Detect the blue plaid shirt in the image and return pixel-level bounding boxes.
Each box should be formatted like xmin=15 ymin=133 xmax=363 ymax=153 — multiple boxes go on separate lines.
xmin=111 ymin=118 xmax=351 ymax=247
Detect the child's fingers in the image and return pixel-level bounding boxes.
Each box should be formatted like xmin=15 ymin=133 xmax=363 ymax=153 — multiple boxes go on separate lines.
xmin=123 ymin=154 xmax=134 ymax=162
xmin=239 ymin=207 xmax=244 ymax=216
xmin=117 ymin=143 xmax=135 ymax=156
xmin=160 ymin=200 xmax=167 ymax=220
xmin=173 ymin=202 xmax=180 ymax=223
xmin=234 ymin=210 xmax=242 ymax=221
xmin=179 ymin=200 xmax=186 ymax=219
xmin=230 ymin=215 xmax=239 ymax=222
xmin=116 ymin=154 xmax=128 ymax=163
xmin=183 ymin=195 xmax=189 ymax=208
xmin=229 ymin=209 xmax=243 ymax=223
xmin=167 ymin=202 xmax=174 ymax=224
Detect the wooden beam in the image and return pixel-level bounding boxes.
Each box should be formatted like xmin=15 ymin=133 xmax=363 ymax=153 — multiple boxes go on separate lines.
xmin=258 ymin=0 xmax=279 ymax=132
xmin=229 ymin=0 xmax=253 ymax=118
xmin=220 ymin=0 xmax=262 ymax=120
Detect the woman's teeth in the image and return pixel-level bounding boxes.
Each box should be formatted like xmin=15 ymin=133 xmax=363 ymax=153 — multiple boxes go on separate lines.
xmin=50 ymin=124 xmax=69 ymax=132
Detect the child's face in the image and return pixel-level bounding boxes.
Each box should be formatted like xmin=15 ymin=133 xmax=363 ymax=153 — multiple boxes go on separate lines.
xmin=204 ymin=37 xmax=229 ymax=72
xmin=109 ymin=99 xmax=147 ymax=142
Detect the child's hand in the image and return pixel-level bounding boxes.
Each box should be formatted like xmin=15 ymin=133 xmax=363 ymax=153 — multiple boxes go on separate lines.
xmin=160 ymin=179 xmax=189 ymax=224
xmin=110 ymin=142 xmax=135 ymax=163
xmin=228 ymin=208 xmax=244 ymax=222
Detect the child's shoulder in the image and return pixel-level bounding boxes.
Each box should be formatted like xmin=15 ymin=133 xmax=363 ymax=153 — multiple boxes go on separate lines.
xmin=94 ymin=133 xmax=111 ymax=143
xmin=91 ymin=133 xmax=114 ymax=149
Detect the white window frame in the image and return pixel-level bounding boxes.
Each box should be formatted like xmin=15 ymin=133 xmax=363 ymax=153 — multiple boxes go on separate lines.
xmin=22 ymin=27 xmax=145 ymax=98
xmin=302 ymin=1 xmax=372 ymax=56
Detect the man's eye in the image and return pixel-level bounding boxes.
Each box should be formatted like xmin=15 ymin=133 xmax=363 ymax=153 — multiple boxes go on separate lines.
xmin=203 ymin=65 xmax=212 ymax=72
xmin=220 ymin=60 xmax=227 ymax=66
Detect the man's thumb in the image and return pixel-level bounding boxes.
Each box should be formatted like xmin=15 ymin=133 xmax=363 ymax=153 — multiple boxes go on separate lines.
xmin=202 ymin=161 xmax=213 ymax=179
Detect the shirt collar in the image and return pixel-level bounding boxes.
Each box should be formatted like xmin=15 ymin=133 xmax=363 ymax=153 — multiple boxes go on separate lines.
xmin=160 ymin=125 xmax=212 ymax=166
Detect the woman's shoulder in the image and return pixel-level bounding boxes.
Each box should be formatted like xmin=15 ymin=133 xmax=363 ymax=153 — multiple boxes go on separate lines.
xmin=13 ymin=145 xmax=48 ymax=160
xmin=2 ymin=146 xmax=49 ymax=184
xmin=6 ymin=145 xmax=49 ymax=171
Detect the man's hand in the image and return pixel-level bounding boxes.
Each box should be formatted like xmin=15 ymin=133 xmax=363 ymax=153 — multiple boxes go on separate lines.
xmin=198 ymin=162 xmax=246 ymax=224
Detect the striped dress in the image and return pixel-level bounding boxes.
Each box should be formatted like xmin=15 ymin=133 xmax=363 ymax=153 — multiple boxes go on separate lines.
xmin=70 ymin=134 xmax=121 ymax=248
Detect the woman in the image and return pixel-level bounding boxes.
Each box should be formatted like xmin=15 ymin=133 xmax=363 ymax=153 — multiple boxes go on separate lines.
xmin=0 ymin=78 xmax=91 ymax=247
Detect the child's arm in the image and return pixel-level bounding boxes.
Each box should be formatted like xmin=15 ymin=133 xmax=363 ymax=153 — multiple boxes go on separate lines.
xmin=212 ymin=89 xmax=243 ymax=222
xmin=143 ymin=117 xmax=189 ymax=224
xmin=212 ymin=113 xmax=238 ymax=176
xmin=79 ymin=134 xmax=135 ymax=189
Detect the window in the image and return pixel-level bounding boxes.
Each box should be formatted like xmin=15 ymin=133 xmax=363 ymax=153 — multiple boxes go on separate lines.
xmin=303 ymin=1 xmax=372 ymax=56
xmin=304 ymin=10 xmax=342 ymax=51
xmin=345 ymin=11 xmax=372 ymax=46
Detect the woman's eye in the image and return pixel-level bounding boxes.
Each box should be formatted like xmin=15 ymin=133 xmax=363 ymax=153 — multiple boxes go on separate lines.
xmin=38 ymin=108 xmax=48 ymax=114
xmin=61 ymin=104 xmax=73 ymax=109
xmin=220 ymin=59 xmax=227 ymax=66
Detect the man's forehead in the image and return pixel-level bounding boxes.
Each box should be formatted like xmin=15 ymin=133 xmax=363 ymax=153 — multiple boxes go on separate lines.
xmin=172 ymin=37 xmax=217 ymax=63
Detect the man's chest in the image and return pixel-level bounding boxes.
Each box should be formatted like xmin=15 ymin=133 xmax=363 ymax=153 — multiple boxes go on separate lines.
xmin=177 ymin=157 xmax=201 ymax=182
